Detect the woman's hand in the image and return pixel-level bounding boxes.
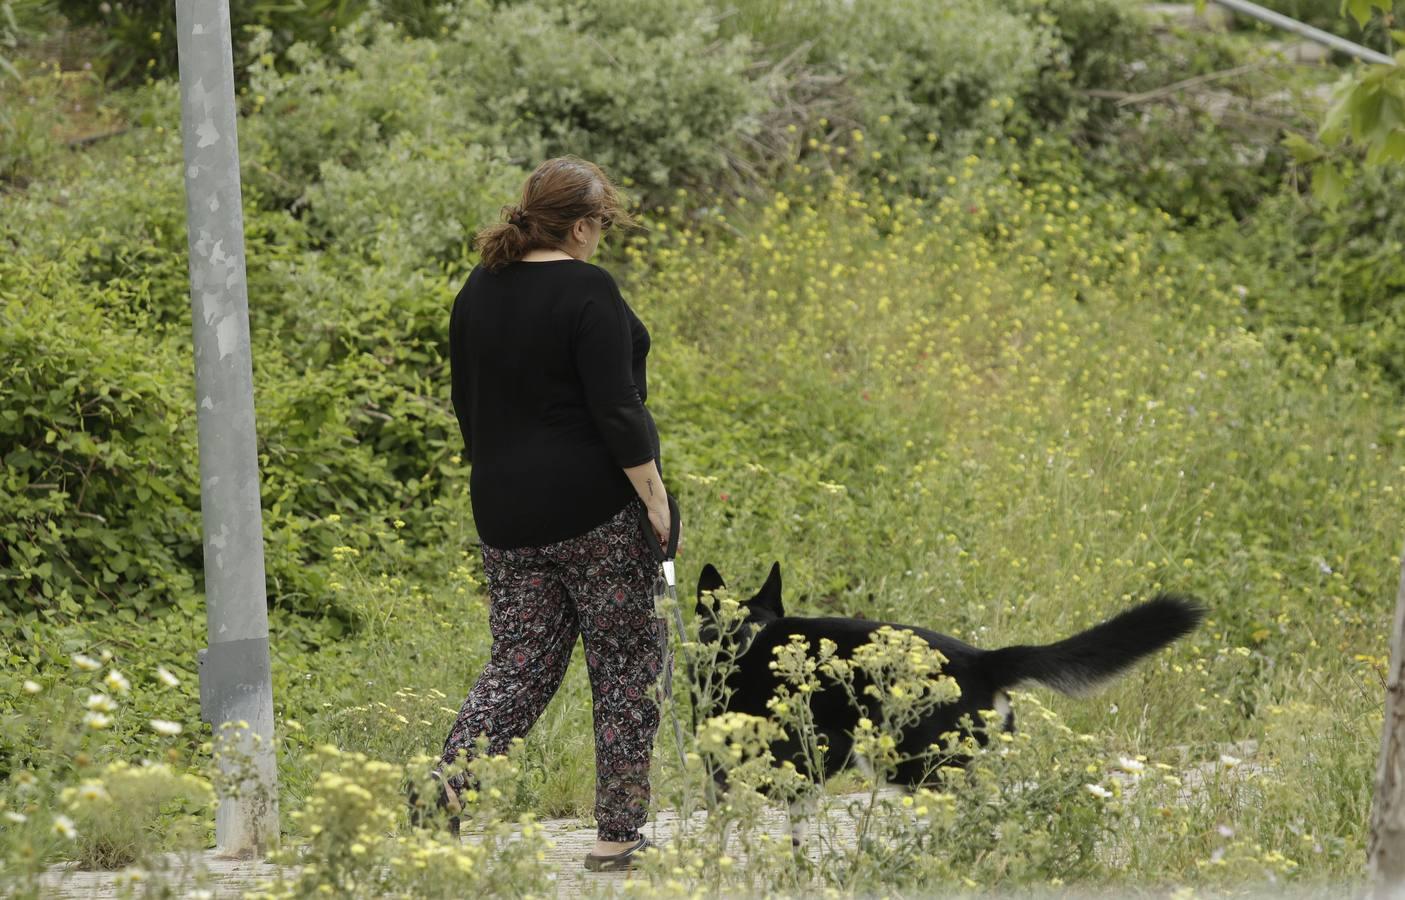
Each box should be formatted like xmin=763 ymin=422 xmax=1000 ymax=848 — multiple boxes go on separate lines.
xmin=646 ymin=501 xmax=670 ymax=551
xmin=623 ymin=459 xmax=672 ymax=552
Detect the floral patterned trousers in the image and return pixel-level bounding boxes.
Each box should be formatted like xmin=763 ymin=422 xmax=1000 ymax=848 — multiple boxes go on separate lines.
xmin=438 ymin=499 xmax=665 ymax=842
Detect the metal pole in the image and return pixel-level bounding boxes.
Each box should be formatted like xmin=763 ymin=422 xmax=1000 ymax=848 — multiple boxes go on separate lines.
xmin=1211 ymin=0 xmax=1398 ymax=67
xmin=1370 ymin=539 xmax=1405 ymax=898
xmin=174 ymin=0 xmax=279 ymax=858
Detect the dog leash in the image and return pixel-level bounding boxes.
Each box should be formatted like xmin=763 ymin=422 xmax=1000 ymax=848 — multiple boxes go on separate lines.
xmin=639 ymin=495 xmax=694 ymax=775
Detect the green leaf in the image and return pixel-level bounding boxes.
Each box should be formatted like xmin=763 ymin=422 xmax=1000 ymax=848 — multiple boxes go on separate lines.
xmin=1320 ymin=88 xmax=1354 ymax=146
xmin=1283 ymin=133 xmax=1324 ymax=164
xmin=1313 ymin=161 xmax=1347 ymax=210
xmin=1382 ymin=127 xmax=1405 ymax=163
xmin=1346 ymin=0 xmax=1374 ymax=28
xmin=1349 ymin=86 xmax=1383 ymax=142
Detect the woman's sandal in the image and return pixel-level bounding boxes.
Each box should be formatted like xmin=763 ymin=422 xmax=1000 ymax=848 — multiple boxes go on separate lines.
xmin=406 ymin=770 xmax=461 ymax=839
xmin=583 ymin=835 xmax=653 ymax=872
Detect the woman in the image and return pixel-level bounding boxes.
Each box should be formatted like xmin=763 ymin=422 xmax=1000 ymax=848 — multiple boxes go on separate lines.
xmin=428 ymin=156 xmax=671 ymax=872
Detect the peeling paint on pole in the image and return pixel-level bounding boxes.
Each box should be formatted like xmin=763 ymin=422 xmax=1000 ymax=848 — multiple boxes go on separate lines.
xmin=175 ymin=0 xmax=279 ymax=858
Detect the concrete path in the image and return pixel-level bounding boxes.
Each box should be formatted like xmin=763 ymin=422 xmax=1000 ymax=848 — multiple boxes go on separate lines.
xmin=39 ymin=739 xmax=1274 ymax=898
xmin=40 ymin=788 xmax=897 ymax=899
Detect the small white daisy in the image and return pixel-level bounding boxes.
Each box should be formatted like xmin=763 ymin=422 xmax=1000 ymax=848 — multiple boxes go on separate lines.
xmin=86 ymin=693 xmax=116 ymax=713
xmin=1116 ymin=756 xmax=1146 ymax=774
xmin=149 ymin=719 xmax=183 ymax=737
xmin=22 ymin=680 xmax=42 ymax=694
xmin=104 ymin=669 xmax=131 ymax=696
xmin=1084 ymin=783 xmax=1113 ymax=799
xmin=52 ymin=814 xmax=77 ymax=839
xmin=73 ymin=654 xmax=101 ymax=672
xmin=83 ymin=711 xmax=113 ymax=731
xmin=156 ymin=666 xmax=181 ymax=688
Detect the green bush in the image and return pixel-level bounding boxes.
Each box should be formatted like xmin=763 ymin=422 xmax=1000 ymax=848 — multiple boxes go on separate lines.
xmin=53 ymin=0 xmax=364 ymax=85
xmin=304 ymin=132 xmax=526 ymax=266
xmin=436 ymin=0 xmax=768 ymax=203
xmin=717 ymin=0 xmax=1058 ymax=184
xmin=238 ymin=25 xmax=503 ymax=211
xmin=241 ymin=2 xmax=771 ymax=210
xmin=0 ymin=278 xmax=203 ymax=618
xmin=1005 ymin=0 xmax=1164 ymax=131
xmin=1218 ymin=163 xmax=1405 ymax=390
xmin=0 ymin=163 xmax=468 ymax=621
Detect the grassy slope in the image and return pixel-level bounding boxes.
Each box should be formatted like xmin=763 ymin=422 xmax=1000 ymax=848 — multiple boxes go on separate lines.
xmin=261 ymin=151 xmax=1404 ymax=880
xmin=2 ymin=31 xmax=1404 ymax=890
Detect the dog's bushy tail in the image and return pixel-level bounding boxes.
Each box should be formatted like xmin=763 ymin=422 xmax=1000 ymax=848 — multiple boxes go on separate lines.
xmin=979 ymin=595 xmax=1204 ymax=696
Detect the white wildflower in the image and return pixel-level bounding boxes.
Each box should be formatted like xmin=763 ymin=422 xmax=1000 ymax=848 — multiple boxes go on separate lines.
xmin=1116 ymin=756 xmax=1146 ymax=774
xmin=73 ymin=654 xmax=101 ymax=672
xmin=83 ymin=711 xmax=113 ymax=731
xmin=156 ymin=666 xmax=180 ymax=688
xmin=4 ymin=811 xmax=27 ymax=824
xmin=117 ymin=867 xmax=146 ymax=884
xmin=52 ymin=815 xmax=77 ymax=839
xmin=104 ymin=669 xmax=131 ymax=695
xmin=1219 ymin=754 xmax=1242 ymax=768
xmin=1084 ymin=783 xmax=1113 ymax=799
xmin=86 ymin=693 xmax=116 ymax=713
xmin=22 ymin=680 xmax=42 ymax=694
xmin=150 ymin=719 xmax=183 ymax=736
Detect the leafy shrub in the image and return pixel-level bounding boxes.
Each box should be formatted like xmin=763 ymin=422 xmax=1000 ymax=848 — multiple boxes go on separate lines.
xmin=434 ymin=0 xmax=770 ymax=204
xmin=0 ymin=277 xmax=203 ymax=618
xmin=240 ymin=3 xmax=769 ymax=211
xmin=1005 ymin=0 xmax=1165 ymax=131
xmin=304 ymin=132 xmax=525 ymax=266
xmin=718 ymin=0 xmax=1058 ymax=186
xmin=238 ymin=25 xmax=505 ymax=211
xmin=53 ymin=0 xmax=365 ymax=85
xmin=1219 ymin=163 xmax=1405 ymax=390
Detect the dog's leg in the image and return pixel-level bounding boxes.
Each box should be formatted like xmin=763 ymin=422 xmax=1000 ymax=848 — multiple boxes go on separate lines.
xmin=788 ymin=791 xmax=818 ymax=849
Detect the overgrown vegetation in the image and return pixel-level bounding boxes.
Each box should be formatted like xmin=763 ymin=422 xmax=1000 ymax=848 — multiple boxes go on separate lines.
xmin=2 ymin=0 xmax=1404 ymax=895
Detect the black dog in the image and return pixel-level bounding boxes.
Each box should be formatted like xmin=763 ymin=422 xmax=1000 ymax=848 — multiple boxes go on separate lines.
xmin=693 ymin=562 xmax=1203 ymax=810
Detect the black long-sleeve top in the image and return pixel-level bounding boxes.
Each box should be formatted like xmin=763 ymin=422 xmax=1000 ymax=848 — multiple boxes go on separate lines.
xmin=448 ymin=258 xmax=659 ymax=549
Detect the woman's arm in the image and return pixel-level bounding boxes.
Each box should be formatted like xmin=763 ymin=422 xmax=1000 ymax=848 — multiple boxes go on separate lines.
xmin=623 ymin=460 xmax=671 ymax=549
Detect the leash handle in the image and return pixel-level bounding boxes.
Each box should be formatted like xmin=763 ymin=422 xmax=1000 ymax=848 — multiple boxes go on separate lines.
xmin=639 ymin=492 xmax=681 ymax=564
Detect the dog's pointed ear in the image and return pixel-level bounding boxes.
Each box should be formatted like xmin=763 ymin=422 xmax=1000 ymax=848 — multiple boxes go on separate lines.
xmin=751 ymin=561 xmax=784 ymax=618
xmin=697 ymin=563 xmax=726 ymax=612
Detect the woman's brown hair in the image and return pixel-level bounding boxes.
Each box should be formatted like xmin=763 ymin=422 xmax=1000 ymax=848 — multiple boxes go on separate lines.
xmin=475 ymin=156 xmax=637 ymax=272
